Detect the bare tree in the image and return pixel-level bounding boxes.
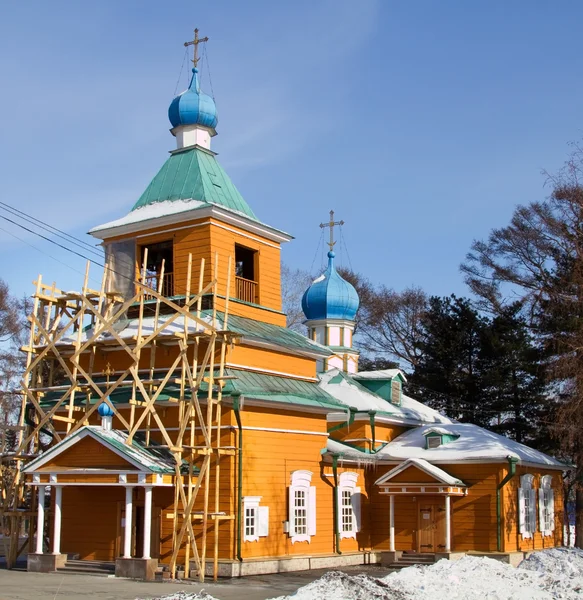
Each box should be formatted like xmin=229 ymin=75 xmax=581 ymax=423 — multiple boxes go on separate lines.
xmin=281 ymin=264 xmax=312 ymax=333
xmin=461 ymin=142 xmax=583 ymax=547
xmin=340 ymin=269 xmax=428 ymax=371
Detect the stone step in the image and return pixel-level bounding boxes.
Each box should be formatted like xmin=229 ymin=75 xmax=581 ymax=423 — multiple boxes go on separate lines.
xmin=57 ymin=559 xmax=116 ymax=576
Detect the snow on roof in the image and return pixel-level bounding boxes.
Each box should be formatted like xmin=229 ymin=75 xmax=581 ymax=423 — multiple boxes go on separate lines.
xmin=375 ymin=457 xmax=465 ymax=487
xmin=319 ymin=369 xmax=452 ymax=425
xmin=352 ymin=368 xmax=407 ymax=382
xmin=423 ymin=426 xmax=456 ymax=436
xmin=89 ymin=198 xmax=207 ymax=233
xmin=379 ymin=422 xmax=566 ymax=468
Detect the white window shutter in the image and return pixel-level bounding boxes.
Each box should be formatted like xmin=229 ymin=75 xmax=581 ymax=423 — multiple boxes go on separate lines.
xmin=529 ymin=489 xmax=537 ymax=534
xmin=258 ymin=506 xmax=269 ymax=537
xmin=288 ymin=486 xmax=296 ymax=536
xmin=352 ymin=487 xmax=362 ymax=533
xmin=336 ymin=488 xmax=342 ymax=534
xmin=308 ymin=486 xmax=317 ymax=536
xmin=538 ymin=488 xmax=545 ymax=533
xmin=518 ymin=488 xmax=527 ymax=537
xmin=549 ymin=489 xmax=555 ymax=533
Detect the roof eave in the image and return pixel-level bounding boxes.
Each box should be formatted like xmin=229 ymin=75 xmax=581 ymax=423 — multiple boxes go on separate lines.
xmin=89 ymin=204 xmax=293 ymax=244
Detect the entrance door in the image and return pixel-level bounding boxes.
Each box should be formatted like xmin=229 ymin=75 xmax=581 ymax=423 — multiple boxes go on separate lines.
xmin=417 ymin=500 xmax=445 ymax=552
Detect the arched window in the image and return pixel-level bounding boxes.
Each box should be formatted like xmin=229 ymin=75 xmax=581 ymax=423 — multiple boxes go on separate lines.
xmin=337 ymin=471 xmax=362 ymax=540
xmin=518 ymin=474 xmax=536 ymax=538
xmin=288 ymin=470 xmax=316 ymax=544
xmin=539 ymin=475 xmax=555 ymax=537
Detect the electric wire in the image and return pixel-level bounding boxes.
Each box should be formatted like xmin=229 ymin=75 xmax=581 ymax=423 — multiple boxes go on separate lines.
xmin=308 ymin=228 xmax=325 ymax=276
xmin=0 ymin=226 xmax=91 ymax=281
xmin=0 ymin=203 xmax=104 ymax=260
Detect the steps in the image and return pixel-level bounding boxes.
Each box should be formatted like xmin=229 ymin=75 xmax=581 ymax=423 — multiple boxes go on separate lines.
xmin=387 ymin=553 xmax=436 ymax=569
xmin=57 ymin=559 xmax=115 ymax=576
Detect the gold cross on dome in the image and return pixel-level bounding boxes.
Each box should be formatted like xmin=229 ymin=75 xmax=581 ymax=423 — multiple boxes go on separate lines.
xmin=319 ymin=210 xmax=345 ymax=252
xmin=184 ymin=28 xmax=209 ymax=69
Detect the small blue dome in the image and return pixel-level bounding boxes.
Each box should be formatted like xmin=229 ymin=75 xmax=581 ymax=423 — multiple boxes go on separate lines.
xmin=98 ymin=402 xmax=114 ymax=418
xmin=168 ymin=68 xmax=218 ymax=129
xmin=302 ymin=251 xmax=359 ymax=321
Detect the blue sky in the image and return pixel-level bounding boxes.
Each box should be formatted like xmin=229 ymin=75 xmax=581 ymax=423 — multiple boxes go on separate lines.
xmin=1 ymin=1 xmax=583 ymax=301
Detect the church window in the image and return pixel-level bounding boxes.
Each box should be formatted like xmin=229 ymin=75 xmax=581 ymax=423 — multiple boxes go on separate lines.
xmin=235 ymin=244 xmax=258 ymax=303
xmin=539 ymin=475 xmax=555 ymax=536
xmin=337 ymin=472 xmax=361 ymax=540
xmin=518 ymin=474 xmax=537 ymax=538
xmin=139 ymin=241 xmax=174 ymax=297
xmin=242 ymin=496 xmax=269 ymax=542
xmin=426 ymin=435 xmax=442 ymax=449
xmin=288 ymin=470 xmax=316 ymax=544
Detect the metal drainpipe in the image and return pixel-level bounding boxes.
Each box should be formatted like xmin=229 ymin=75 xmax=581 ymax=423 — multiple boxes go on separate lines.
xmin=332 ymin=454 xmax=342 ymax=555
xmin=233 ymin=393 xmax=243 ymax=562
xmin=368 ymin=411 xmax=376 ymax=452
xmin=327 ymin=407 xmax=357 ymax=434
xmin=497 ymin=456 xmax=518 ymax=552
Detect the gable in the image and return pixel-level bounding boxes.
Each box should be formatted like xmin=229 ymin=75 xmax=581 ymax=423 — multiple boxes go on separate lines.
xmin=384 ymin=464 xmax=442 ymax=484
xmin=40 ymin=436 xmax=139 ymax=471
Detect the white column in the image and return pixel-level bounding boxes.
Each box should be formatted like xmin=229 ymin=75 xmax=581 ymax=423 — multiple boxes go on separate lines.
xmin=35 ymin=486 xmax=45 ymax=554
xmin=389 ymin=495 xmax=395 ymax=552
xmin=52 ymin=486 xmax=62 ymax=555
xmin=123 ymin=487 xmax=133 ymax=559
xmin=445 ymin=495 xmax=451 ymax=553
xmin=142 ymin=487 xmax=152 ymax=559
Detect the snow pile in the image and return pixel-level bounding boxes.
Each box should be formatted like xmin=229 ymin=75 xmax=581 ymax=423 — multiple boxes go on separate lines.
xmin=269 ymin=571 xmax=410 ymax=600
xmin=269 ymin=549 xmax=583 ymax=600
xmin=136 ymin=592 xmax=218 ymax=600
xmin=519 ymin=547 xmax=583 ymax=596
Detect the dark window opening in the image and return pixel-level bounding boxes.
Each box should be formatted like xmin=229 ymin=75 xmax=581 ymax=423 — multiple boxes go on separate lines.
xmin=140 ymin=241 xmax=174 ymax=297
xmin=235 ymin=245 xmax=258 ymax=303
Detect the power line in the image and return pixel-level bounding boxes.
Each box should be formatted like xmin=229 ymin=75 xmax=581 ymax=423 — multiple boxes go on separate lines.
xmin=0 ymin=203 xmax=104 ymax=260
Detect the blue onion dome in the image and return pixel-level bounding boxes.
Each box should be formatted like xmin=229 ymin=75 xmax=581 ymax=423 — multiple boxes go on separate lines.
xmin=301 ymin=251 xmax=359 ymax=321
xmin=168 ymin=68 xmax=218 ymax=129
xmin=98 ymin=402 xmax=114 ymax=418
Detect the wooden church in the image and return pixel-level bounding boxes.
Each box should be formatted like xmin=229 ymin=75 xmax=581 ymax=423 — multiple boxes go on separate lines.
xmin=0 ymin=31 xmax=566 ymax=582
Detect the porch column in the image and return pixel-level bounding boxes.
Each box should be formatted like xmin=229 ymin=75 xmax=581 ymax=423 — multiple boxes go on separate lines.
xmin=52 ymin=486 xmax=62 ymax=555
xmin=35 ymin=486 xmax=45 ymax=554
xmin=444 ymin=495 xmax=451 ymax=552
xmin=389 ymin=495 xmax=395 ymax=552
xmin=123 ymin=487 xmax=133 ymax=559
xmin=142 ymin=486 xmax=152 ymax=559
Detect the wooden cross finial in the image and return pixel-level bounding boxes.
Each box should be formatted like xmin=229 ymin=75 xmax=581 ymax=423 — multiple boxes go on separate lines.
xmin=184 ymin=28 xmax=209 ymax=69
xmin=319 ymin=210 xmax=345 ymax=252
xmin=103 ymin=362 xmax=114 ymax=385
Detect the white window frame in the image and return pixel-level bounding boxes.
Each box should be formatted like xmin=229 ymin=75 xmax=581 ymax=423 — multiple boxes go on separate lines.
xmin=538 ymin=475 xmax=555 ymax=537
xmin=243 ymin=496 xmax=269 ymax=542
xmin=337 ymin=471 xmax=362 ymax=540
xmin=518 ymin=474 xmax=537 ymax=538
xmin=289 ymin=470 xmax=316 ymax=544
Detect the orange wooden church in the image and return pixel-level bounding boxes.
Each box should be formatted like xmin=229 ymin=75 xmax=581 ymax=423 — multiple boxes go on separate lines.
xmin=1 ymin=32 xmax=566 ymax=582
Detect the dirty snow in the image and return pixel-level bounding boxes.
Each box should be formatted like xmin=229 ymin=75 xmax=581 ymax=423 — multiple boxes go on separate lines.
xmin=141 ymin=549 xmax=583 ymax=600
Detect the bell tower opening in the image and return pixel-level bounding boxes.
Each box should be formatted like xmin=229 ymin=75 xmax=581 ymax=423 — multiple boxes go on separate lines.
xmin=140 ymin=240 xmax=174 ymax=297
xmin=235 ymin=244 xmax=258 ymax=303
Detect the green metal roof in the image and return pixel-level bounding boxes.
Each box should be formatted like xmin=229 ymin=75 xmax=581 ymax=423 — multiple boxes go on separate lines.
xmin=24 ymin=426 xmax=178 ymax=474
xmin=213 ymin=311 xmax=333 ymax=357
xmin=132 ymin=146 xmax=258 ymax=220
xmin=219 ymin=369 xmax=345 ymax=410
xmin=39 ymin=369 xmax=344 ymax=413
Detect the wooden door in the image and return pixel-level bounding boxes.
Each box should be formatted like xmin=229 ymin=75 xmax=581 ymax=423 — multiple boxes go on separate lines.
xmin=417 ymin=500 xmax=445 ymax=552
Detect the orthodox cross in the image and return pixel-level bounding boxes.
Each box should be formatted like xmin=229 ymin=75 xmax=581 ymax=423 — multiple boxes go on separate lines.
xmin=184 ymin=28 xmax=209 ymax=69
xmin=103 ymin=362 xmax=114 ymax=387
xmin=319 ymin=210 xmax=344 ymax=252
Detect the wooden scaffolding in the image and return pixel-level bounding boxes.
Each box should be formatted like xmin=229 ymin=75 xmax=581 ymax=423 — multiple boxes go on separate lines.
xmin=0 ymin=250 xmax=237 ymax=581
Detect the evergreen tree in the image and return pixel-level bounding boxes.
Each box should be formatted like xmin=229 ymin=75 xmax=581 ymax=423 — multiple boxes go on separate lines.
xmin=411 ymin=295 xmax=490 ymax=426
xmin=479 ymin=304 xmax=549 ymax=447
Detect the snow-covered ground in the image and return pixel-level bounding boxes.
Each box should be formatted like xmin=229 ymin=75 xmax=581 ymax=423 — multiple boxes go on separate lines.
xmin=141 ymin=548 xmax=583 ymax=600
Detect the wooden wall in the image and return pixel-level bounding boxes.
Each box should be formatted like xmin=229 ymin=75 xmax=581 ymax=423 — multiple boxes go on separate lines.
xmin=501 ymin=465 xmax=564 ymax=552
xmin=59 ymin=486 xmax=123 ymax=561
